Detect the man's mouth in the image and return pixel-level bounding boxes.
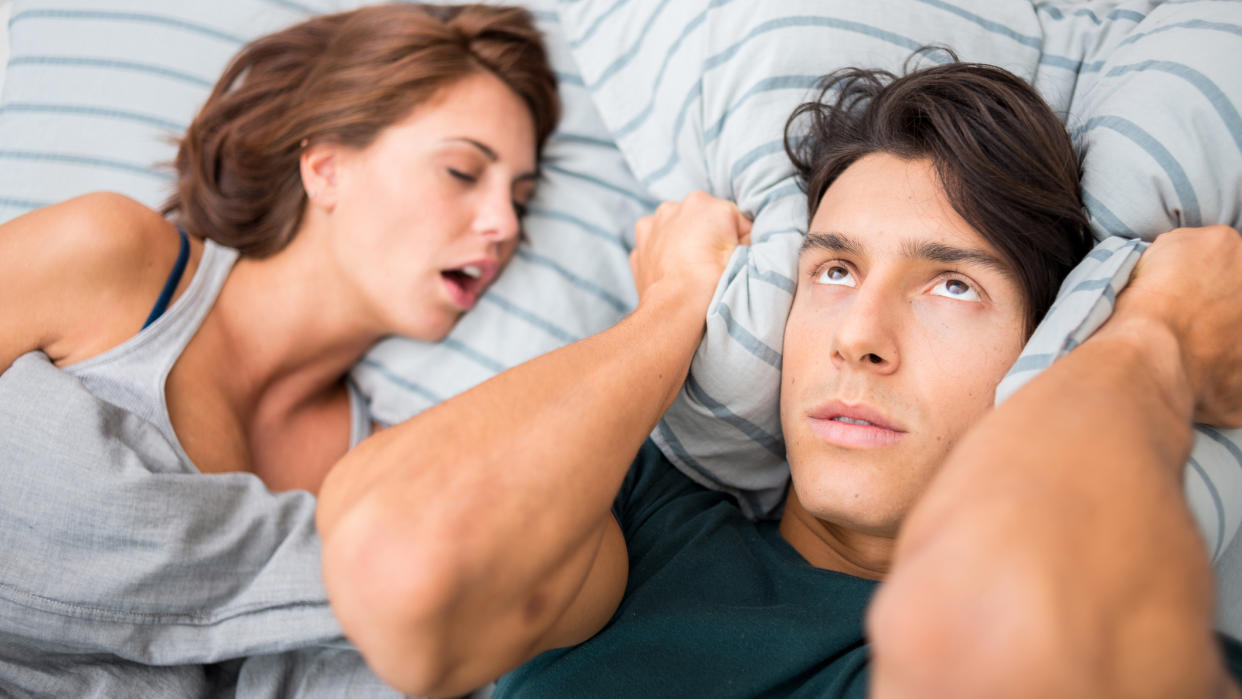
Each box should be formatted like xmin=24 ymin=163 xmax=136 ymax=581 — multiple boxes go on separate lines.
xmin=831 ymin=416 xmax=879 ymax=427
xmin=808 ymin=401 xmax=906 ymax=448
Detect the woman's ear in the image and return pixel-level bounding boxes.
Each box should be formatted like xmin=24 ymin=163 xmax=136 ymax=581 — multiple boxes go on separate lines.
xmin=300 ymin=142 xmax=342 ymax=211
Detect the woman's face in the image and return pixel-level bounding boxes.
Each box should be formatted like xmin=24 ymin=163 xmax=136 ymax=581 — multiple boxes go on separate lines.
xmin=309 ymin=71 xmax=539 ymax=341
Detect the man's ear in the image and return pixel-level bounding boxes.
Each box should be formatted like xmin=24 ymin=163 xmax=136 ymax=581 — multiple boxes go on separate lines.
xmin=300 ymin=143 xmax=342 ymax=211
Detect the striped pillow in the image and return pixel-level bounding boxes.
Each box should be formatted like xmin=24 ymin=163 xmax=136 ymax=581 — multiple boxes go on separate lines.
xmin=0 ymin=0 xmax=650 ymax=426
xmin=556 ymin=0 xmax=1242 ymax=573
xmin=0 ymin=1 xmax=10 ymax=94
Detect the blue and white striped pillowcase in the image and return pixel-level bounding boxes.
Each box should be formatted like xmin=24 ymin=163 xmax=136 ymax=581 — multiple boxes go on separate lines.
xmin=557 ymin=0 xmax=1242 ymax=562
xmin=1061 ymin=2 xmax=1242 ymax=239
xmin=0 ymin=2 xmax=11 ymax=95
xmin=0 ymin=1 xmax=650 ymax=426
xmin=0 ymin=0 xmax=319 ymax=218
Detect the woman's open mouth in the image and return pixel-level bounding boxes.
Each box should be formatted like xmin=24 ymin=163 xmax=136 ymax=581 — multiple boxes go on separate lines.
xmin=441 ymin=262 xmax=497 ymax=311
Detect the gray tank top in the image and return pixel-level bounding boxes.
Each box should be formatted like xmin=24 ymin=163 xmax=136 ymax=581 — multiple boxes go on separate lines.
xmin=63 ymin=239 xmax=372 ymax=470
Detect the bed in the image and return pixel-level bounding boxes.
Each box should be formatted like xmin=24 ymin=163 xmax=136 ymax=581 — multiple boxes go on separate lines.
xmin=0 ymin=0 xmax=1238 ymax=666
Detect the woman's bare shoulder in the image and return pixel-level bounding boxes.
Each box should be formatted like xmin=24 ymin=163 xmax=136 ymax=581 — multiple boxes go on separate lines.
xmin=0 ymin=192 xmax=196 ymax=368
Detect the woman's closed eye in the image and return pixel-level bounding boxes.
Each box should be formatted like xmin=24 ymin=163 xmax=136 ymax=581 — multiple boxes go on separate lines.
xmin=929 ymin=277 xmax=981 ymax=302
xmin=447 ymin=168 xmax=478 ymax=183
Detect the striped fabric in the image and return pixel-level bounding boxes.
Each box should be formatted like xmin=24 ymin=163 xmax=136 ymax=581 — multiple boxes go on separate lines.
xmin=0 ymin=2 xmax=10 ymax=95
xmin=0 ymin=0 xmax=648 ymax=426
xmin=556 ymin=0 xmax=1242 ymax=574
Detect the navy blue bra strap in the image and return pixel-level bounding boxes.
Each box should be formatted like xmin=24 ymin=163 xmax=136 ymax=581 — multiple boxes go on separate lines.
xmin=142 ymin=227 xmax=190 ymax=330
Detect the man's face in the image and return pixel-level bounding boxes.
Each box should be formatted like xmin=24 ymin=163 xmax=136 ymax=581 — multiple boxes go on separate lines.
xmin=779 ymin=153 xmax=1028 ymax=537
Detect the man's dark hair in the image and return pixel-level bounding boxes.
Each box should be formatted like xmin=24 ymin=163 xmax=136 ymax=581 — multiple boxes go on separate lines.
xmin=784 ymin=52 xmax=1093 ymax=334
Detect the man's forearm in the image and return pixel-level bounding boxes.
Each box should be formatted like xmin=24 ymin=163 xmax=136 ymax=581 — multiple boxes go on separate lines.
xmin=869 ymin=317 xmax=1230 ymax=697
xmin=315 ymin=284 xmax=706 ymax=693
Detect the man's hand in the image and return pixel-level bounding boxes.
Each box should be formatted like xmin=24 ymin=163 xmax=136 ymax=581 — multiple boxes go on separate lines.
xmin=629 ymin=191 xmax=751 ymax=311
xmin=1114 ymin=225 xmax=1242 ymax=427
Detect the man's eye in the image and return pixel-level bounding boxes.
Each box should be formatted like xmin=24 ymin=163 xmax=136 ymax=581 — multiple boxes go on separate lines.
xmin=814 ymin=264 xmax=856 ymax=287
xmin=929 ymin=278 xmax=981 ymax=301
xmin=448 ymin=169 xmax=477 ymax=183
xmin=513 ymin=200 xmax=529 ymax=218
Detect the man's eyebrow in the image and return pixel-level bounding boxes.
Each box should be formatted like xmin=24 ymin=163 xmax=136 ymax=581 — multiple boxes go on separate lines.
xmin=802 ymin=230 xmax=1012 ymax=275
xmin=446 ymin=137 xmax=538 ymax=183
xmin=800 ymin=231 xmax=864 ymax=257
xmin=902 ymin=239 xmax=1009 ymax=274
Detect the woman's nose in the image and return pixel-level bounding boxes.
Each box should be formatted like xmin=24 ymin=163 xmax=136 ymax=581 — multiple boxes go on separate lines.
xmin=476 ymin=190 xmax=521 ymax=242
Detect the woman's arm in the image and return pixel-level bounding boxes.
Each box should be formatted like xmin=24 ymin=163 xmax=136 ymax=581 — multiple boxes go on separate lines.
xmin=316 ymin=192 xmax=750 ymax=697
xmin=869 ymin=225 xmax=1242 ymax=698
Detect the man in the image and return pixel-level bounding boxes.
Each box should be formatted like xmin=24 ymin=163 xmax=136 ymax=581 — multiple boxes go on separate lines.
xmin=316 ymin=62 xmax=1242 ymax=698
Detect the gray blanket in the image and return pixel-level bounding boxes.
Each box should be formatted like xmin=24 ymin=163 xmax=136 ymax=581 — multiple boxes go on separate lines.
xmin=0 ymin=352 xmax=398 ymax=697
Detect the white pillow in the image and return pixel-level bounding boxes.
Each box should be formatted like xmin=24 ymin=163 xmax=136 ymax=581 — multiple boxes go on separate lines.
xmin=556 ymin=0 xmax=1242 ymax=566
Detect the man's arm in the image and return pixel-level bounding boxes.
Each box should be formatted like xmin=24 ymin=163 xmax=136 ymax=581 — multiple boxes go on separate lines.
xmin=316 ymin=193 xmax=749 ymax=697
xmin=868 ymin=225 xmax=1242 ymax=698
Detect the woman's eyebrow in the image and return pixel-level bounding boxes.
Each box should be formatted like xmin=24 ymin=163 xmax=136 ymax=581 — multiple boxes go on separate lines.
xmin=445 ymin=137 xmax=498 ymax=161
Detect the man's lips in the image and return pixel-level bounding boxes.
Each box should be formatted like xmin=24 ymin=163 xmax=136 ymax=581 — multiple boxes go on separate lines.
xmin=807 ymin=400 xmax=906 ymax=449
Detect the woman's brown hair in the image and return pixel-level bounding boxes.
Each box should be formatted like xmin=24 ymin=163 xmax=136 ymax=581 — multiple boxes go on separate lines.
xmin=784 ymin=51 xmax=1093 ymax=334
xmin=163 ymin=3 xmax=559 ymax=257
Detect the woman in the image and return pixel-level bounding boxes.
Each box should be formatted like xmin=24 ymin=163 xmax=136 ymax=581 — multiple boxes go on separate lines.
xmin=0 ymin=4 xmax=557 ymax=695
xmin=0 ymin=3 xmax=558 ymax=493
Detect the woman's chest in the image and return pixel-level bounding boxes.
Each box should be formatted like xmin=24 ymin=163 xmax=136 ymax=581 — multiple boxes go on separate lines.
xmin=165 ymin=362 xmax=352 ymax=494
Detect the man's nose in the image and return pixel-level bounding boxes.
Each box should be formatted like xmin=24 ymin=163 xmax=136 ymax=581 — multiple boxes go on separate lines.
xmin=829 ymin=286 xmax=900 ymax=374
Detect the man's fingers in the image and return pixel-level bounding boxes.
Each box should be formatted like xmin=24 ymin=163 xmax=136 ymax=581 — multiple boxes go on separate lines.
xmin=735 ymin=209 xmax=754 ymax=244
xmin=633 ymin=216 xmax=652 ymax=248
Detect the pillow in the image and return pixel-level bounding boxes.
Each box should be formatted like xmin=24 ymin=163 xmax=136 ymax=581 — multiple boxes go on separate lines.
xmin=556 ymin=0 xmax=1242 ymax=568
xmin=0 ymin=0 xmax=649 ymax=425
xmin=0 ymin=1 xmax=10 ymax=95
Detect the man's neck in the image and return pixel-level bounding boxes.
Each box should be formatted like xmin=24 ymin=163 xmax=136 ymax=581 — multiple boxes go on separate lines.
xmin=778 ymin=486 xmax=894 ymax=580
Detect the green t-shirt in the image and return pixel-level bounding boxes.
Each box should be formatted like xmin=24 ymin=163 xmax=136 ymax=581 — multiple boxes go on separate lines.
xmin=495 ymin=441 xmax=875 ymax=698
xmin=495 ymin=441 xmax=1242 ymax=698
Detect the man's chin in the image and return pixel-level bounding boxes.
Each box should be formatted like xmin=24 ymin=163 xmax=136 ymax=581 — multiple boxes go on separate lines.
xmin=791 ymin=469 xmax=906 ymax=538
